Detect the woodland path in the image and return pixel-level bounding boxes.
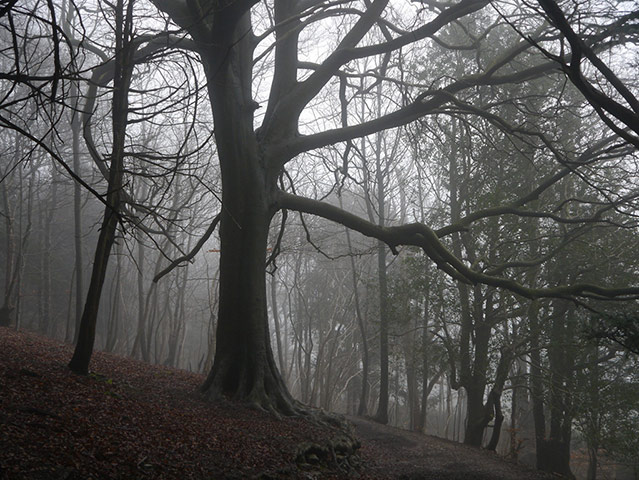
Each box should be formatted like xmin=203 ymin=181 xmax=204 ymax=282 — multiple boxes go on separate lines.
xmin=350 ymin=416 xmax=553 ymax=480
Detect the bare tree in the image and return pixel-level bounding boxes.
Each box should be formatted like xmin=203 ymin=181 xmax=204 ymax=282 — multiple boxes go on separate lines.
xmin=68 ymin=0 xmax=135 ymax=373
xmin=143 ymin=0 xmax=639 ymax=415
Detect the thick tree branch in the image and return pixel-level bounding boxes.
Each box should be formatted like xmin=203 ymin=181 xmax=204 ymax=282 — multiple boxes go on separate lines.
xmin=263 ymin=0 xmax=491 ymax=145
xmin=536 ymin=0 xmax=639 ymax=146
xmin=278 ymin=190 xmax=639 ymax=301
xmin=273 ymin=61 xmax=556 ymax=161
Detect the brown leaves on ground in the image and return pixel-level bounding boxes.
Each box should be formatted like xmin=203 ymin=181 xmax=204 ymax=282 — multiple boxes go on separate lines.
xmin=0 ymin=328 xmax=345 ymax=479
xmin=0 ymin=327 xmax=553 ymax=480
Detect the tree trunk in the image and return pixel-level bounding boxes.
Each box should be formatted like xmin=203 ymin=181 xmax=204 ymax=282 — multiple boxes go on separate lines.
xmin=587 ymin=445 xmax=598 ymax=480
xmin=105 ymin=242 xmax=122 ymax=352
xmin=540 ymin=301 xmax=575 ymax=478
xmin=464 ymin=384 xmax=487 ymax=446
xmin=371 ymin=70 xmax=390 ymax=425
xmin=200 ymin=181 xmax=295 ymax=412
xmin=198 ymin=17 xmax=297 ymax=413
xmin=536 ymin=439 xmax=573 ymax=478
xmin=64 ymin=0 xmax=85 ymax=345
xmin=462 ymin=317 xmax=490 ymax=447
xmin=485 ymin=391 xmax=504 ymax=451
xmin=270 ymin=275 xmax=286 ymax=375
xmin=68 ymin=196 xmax=121 ymax=373
xmin=68 ymin=0 xmax=132 ymax=374
xmin=40 ymin=166 xmax=57 ymax=335
xmin=1 ymin=133 xmax=32 ymax=328
xmin=418 ymin=293 xmax=430 ymax=433
xmin=339 ymin=193 xmax=369 ymax=416
xmin=71 ymin=92 xmax=84 ymax=344
xmin=374 ymin=243 xmax=389 ymax=424
xmin=131 ymin=235 xmax=150 ymax=361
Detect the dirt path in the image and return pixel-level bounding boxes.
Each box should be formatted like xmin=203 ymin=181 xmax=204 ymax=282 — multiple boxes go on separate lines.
xmin=349 ymin=416 xmax=553 ymax=480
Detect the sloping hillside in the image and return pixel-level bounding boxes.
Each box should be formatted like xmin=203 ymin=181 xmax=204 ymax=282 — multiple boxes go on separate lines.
xmin=0 ymin=328 xmax=552 ymax=479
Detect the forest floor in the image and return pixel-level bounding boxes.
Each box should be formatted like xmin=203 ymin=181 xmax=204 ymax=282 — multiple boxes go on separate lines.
xmin=0 ymin=327 xmax=555 ymax=480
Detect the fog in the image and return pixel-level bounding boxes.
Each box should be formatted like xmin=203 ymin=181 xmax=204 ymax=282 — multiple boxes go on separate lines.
xmin=1 ymin=0 xmax=638 ymax=478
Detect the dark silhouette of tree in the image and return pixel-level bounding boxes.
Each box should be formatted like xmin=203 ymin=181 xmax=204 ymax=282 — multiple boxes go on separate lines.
xmin=68 ymin=0 xmax=135 ymax=374
xmin=146 ymin=0 xmax=639 ymax=415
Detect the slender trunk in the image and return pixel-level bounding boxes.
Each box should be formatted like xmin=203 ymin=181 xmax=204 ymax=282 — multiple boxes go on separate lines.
xmin=165 ymin=263 xmax=188 ymax=366
xmin=68 ymin=196 xmax=122 ymax=373
xmin=339 ymin=194 xmax=369 ymax=416
xmin=322 ymin=327 xmax=340 ymax=411
xmin=372 ymin=72 xmax=390 ymax=424
xmin=1 ymin=134 xmax=31 ymax=327
xmin=65 ymin=268 xmax=76 ymax=341
xmin=586 ymin=336 xmax=600 ymax=480
xmin=40 ymin=167 xmax=57 ymax=334
xmin=202 ymin=265 xmax=219 ymax=373
xmin=587 ymin=445 xmax=597 ymax=480
xmin=270 ymin=276 xmax=286 ymax=374
xmin=406 ymin=354 xmax=419 ymax=430
xmin=65 ymin=0 xmax=85 ymax=345
xmin=485 ymin=391 xmax=504 ymax=451
xmin=418 ymin=293 xmax=430 ymax=433
xmin=72 ymin=100 xmax=84 ymax=344
xmin=1 ymin=171 xmax=15 ymax=325
xmin=105 ymin=243 xmax=121 ymax=352
xmin=132 ymin=235 xmax=148 ymax=360
xmin=69 ymin=0 xmax=133 ymax=374
xmin=509 ymin=373 xmax=518 ymax=458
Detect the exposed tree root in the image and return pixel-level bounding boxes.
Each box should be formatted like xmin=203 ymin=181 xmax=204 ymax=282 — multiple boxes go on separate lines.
xmin=201 ymin=362 xmax=362 ymax=474
xmin=295 ymin=412 xmax=362 ymax=476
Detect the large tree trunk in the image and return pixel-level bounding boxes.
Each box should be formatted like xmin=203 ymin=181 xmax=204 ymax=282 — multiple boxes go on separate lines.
xmin=200 ymin=177 xmax=296 ymax=412
xmin=198 ymin=16 xmax=297 ymax=413
xmin=464 ymin=383 xmax=487 ymax=446
xmin=536 ymin=438 xmax=573 ymax=477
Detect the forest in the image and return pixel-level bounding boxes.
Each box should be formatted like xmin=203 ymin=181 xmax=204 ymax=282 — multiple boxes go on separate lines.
xmin=1 ymin=0 xmax=639 ymax=478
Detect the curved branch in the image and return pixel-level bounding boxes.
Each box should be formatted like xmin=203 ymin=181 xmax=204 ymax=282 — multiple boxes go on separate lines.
xmin=0 ymin=113 xmax=108 ymax=209
xmin=264 ymin=0 xmax=491 ymax=145
xmin=537 ymin=0 xmax=639 ymax=145
xmin=273 ymin=61 xmax=557 ymax=161
xmin=153 ymin=213 xmax=221 ymax=283
xmin=278 ymin=190 xmax=639 ymax=301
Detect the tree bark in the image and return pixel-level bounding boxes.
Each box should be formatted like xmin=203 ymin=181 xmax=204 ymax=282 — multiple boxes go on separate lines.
xmin=374 ymin=237 xmax=390 ymax=424
xmin=270 ymin=276 xmax=286 ymax=375
xmin=339 ymin=194 xmax=370 ymax=416
xmin=197 ymin=15 xmax=298 ymax=413
xmin=71 ymin=86 xmax=84 ymax=344
xmin=68 ymin=0 xmax=133 ymax=374
xmin=200 ymin=180 xmax=296 ymax=411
